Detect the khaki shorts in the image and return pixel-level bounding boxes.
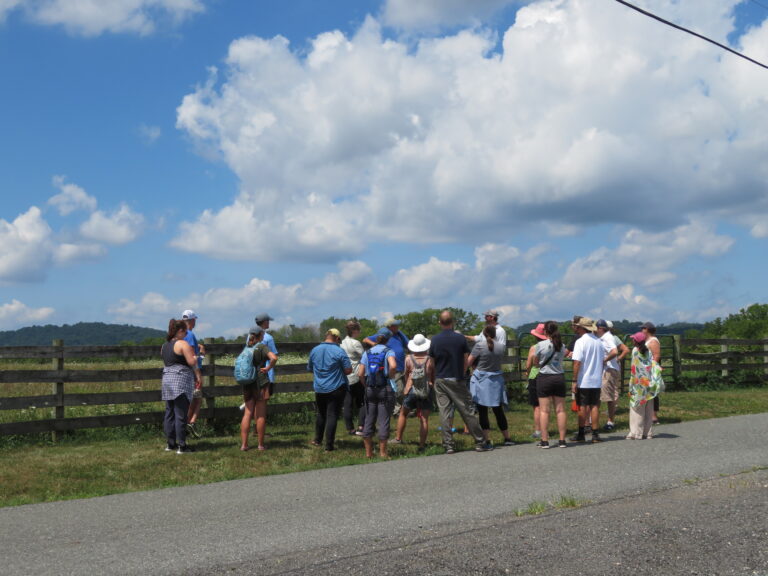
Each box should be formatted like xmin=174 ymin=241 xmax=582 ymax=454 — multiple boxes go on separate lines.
xmin=600 ymin=368 xmax=620 ymax=402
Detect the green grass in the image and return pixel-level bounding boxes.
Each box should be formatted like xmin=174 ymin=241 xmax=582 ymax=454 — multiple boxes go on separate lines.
xmin=0 ymin=387 xmax=767 ymax=508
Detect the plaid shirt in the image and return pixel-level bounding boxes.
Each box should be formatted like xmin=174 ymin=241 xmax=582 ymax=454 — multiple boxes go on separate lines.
xmin=161 ymin=364 xmax=194 ymax=401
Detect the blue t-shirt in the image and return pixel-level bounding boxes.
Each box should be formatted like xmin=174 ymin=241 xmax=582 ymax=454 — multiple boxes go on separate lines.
xmin=360 ymin=345 xmax=397 ymax=392
xmin=262 ymin=332 xmax=278 ymax=382
xmin=307 ymin=341 xmax=351 ymax=394
xmin=366 ymin=328 xmax=409 ymax=372
xmin=184 ymin=330 xmax=202 ymax=369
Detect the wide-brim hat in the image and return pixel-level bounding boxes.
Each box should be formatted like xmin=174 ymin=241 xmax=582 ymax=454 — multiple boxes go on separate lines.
xmin=575 ymin=317 xmax=597 ymax=332
xmin=530 ymin=323 xmax=547 ymax=340
xmin=408 ymin=333 xmax=431 ymax=353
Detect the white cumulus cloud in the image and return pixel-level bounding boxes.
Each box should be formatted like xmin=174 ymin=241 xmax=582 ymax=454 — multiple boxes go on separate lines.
xmin=48 ymin=175 xmax=97 ymax=215
xmin=80 ymin=204 xmax=145 ymax=245
xmin=0 ymin=207 xmax=54 ymax=282
xmin=0 ymin=298 xmax=55 ymax=330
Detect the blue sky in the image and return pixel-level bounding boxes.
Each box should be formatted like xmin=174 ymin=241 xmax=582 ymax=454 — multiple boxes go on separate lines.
xmin=1 ymin=0 xmax=767 ymax=338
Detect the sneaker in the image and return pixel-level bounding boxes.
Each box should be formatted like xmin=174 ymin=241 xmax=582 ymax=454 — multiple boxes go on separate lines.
xmin=604 ymin=421 xmax=615 ymax=432
xmin=538 ymin=440 xmax=550 ymax=449
xmin=388 ymin=438 xmax=402 ymax=445
xmin=239 ymin=403 xmax=245 ymax=411
xmin=503 ymin=439 xmax=515 ymax=446
xmin=558 ymin=440 xmax=567 ymax=448
xmin=475 ymin=441 xmax=494 ymax=452
xmin=165 ymin=443 xmax=177 ymax=452
xmin=176 ymin=444 xmax=195 ymax=454
xmin=186 ymin=422 xmax=202 ymax=439
xmin=570 ymin=433 xmax=586 ymax=443
xmin=354 ymin=430 xmax=364 ymax=436
xmin=590 ymin=433 xmax=602 ymax=443
xmin=417 ymin=445 xmax=426 ymax=453
xmin=445 ymin=447 xmax=456 ymax=454
xmin=531 ymin=430 xmax=542 ymax=439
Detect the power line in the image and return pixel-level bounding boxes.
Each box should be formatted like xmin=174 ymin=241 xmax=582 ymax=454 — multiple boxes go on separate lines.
xmin=613 ymin=0 xmax=768 ymax=71
xmin=749 ymin=0 xmax=768 ymax=13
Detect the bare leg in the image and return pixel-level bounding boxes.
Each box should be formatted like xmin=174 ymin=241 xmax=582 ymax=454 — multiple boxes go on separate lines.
xmin=188 ymin=396 xmax=201 ymax=424
xmin=539 ymin=397 xmax=551 ymax=442
xmin=240 ymin=399 xmax=255 ymax=450
xmin=395 ymin=407 xmax=409 ymax=441
xmin=553 ymin=397 xmax=567 ymax=441
xmin=418 ymin=411 xmax=429 ymax=447
xmin=254 ymin=399 xmax=267 ymax=449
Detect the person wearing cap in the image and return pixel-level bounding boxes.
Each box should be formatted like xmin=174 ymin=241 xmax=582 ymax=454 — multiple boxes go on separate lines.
xmin=467 ymin=325 xmax=514 ymax=447
xmin=358 ymin=332 xmax=398 ymax=458
xmin=254 ymin=313 xmax=278 ymax=396
xmin=595 ymin=318 xmax=627 ymax=432
xmin=466 ymin=310 xmax=507 ymax=346
xmin=626 ymin=331 xmax=664 ymax=439
xmin=641 ymin=322 xmax=662 ymax=423
xmin=181 ymin=309 xmax=206 ymax=438
xmin=391 ymin=334 xmax=435 ymax=452
xmin=240 ymin=326 xmax=277 ymax=452
xmin=524 ymin=323 xmax=547 ymax=440
xmin=570 ymin=316 xmax=605 ymax=443
xmin=596 ymin=319 xmax=629 ymax=431
xmin=363 ymin=317 xmax=409 ymax=417
xmin=531 ymin=321 xmax=569 ymax=448
xmin=429 ymin=310 xmax=491 ymax=454
xmin=307 ymin=328 xmax=353 ymax=451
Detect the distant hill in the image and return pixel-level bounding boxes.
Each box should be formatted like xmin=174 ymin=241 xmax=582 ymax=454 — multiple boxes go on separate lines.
xmin=0 ymin=322 xmax=166 ymax=346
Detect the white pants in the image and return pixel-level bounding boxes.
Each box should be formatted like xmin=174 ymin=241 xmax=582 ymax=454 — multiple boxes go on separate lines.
xmin=628 ymin=401 xmax=654 ymax=439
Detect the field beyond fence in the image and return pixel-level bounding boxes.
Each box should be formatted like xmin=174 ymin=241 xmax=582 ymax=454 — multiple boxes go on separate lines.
xmin=1 ymin=335 xmax=766 ymax=438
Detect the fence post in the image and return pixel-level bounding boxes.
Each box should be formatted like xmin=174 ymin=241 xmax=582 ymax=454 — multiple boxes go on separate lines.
xmin=204 ymin=337 xmax=216 ymax=425
xmin=672 ymin=335 xmax=682 ymax=389
xmin=721 ymin=337 xmax=729 ymax=378
xmin=52 ymin=339 xmax=64 ymax=442
xmin=764 ymin=339 xmax=768 ymax=378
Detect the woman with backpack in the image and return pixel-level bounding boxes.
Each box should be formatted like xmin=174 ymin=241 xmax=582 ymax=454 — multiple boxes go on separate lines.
xmin=467 ymin=325 xmax=513 ymax=448
xmin=357 ymin=332 xmax=397 ymax=458
xmin=239 ymin=325 xmax=278 ymax=452
xmin=391 ymin=334 xmax=435 ymax=452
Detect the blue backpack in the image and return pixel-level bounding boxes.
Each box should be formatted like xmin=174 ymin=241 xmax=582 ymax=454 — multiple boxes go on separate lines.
xmin=366 ymin=348 xmax=390 ymax=387
xmin=234 ymin=343 xmax=258 ymax=385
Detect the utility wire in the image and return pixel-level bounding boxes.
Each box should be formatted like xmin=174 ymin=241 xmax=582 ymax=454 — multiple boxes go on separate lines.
xmin=613 ymin=0 xmax=768 ymax=71
xmin=749 ymin=0 xmax=768 ymax=13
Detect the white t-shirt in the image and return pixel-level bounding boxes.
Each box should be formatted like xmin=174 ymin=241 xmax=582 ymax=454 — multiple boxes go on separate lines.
xmin=572 ymin=333 xmax=605 ymax=388
xmin=600 ymin=331 xmax=619 ymax=371
xmin=473 ymin=325 xmax=506 ymax=347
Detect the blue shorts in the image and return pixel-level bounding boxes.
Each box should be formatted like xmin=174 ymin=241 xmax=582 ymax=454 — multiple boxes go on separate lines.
xmin=402 ymin=389 xmax=433 ymax=412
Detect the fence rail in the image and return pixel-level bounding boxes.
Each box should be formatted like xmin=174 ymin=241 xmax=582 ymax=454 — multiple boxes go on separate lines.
xmin=0 ymin=336 xmax=765 ymax=437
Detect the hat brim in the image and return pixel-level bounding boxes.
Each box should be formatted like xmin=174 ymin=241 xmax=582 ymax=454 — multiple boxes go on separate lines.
xmin=408 ymin=341 xmax=431 ymax=353
xmin=530 ymin=329 xmax=547 ymax=340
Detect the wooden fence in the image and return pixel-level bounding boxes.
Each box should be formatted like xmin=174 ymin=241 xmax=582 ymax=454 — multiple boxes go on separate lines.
xmin=0 ymin=336 xmax=765 ymax=437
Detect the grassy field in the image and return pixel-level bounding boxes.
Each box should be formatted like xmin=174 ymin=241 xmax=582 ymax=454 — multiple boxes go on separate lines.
xmin=0 ymin=386 xmax=766 ymax=508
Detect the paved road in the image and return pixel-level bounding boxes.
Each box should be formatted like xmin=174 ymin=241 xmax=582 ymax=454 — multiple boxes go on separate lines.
xmin=1 ymin=413 xmax=766 ymax=576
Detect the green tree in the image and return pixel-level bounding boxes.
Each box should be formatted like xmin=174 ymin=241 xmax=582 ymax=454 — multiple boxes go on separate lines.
xmin=695 ymin=303 xmax=768 ymax=339
xmin=394 ymin=308 xmax=481 ymax=338
xmin=319 ymin=316 xmax=379 ymax=338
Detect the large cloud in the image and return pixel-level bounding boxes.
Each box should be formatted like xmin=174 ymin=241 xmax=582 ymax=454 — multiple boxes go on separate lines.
xmin=174 ymin=1 xmax=768 ymax=264
xmin=4 ymin=0 xmax=205 ymax=36
xmin=0 ymin=299 xmax=55 ymax=330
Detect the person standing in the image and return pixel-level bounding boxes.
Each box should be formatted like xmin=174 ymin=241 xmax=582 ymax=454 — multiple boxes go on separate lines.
xmin=341 ymin=320 xmax=366 ymax=436
xmin=626 ymin=332 xmax=664 ymax=439
xmin=391 ymin=334 xmax=435 ymax=452
xmin=466 ymin=309 xmax=507 ymax=346
xmin=254 ymin=313 xmax=278 ymax=397
xmin=430 ymin=310 xmax=491 ymax=454
xmin=467 ymin=325 xmax=514 ymax=447
xmin=570 ymin=317 xmax=605 ymax=444
xmin=534 ymin=321 xmax=568 ymax=448
xmin=524 ymin=323 xmax=548 ymax=440
xmin=358 ymin=333 xmax=397 ymax=458
xmin=161 ymin=319 xmax=202 ymax=454
xmin=181 ymin=309 xmax=205 ymax=439
xmin=364 ymin=318 xmax=409 ymax=417
xmin=307 ymin=328 xmax=352 ymax=452
xmin=239 ymin=326 xmax=278 ymax=451
xmin=596 ymin=319 xmax=629 ymax=431
xmin=641 ymin=322 xmax=662 ymax=423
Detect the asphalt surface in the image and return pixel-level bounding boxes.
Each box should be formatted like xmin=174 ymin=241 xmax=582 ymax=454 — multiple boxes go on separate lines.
xmin=1 ymin=413 xmax=766 ymax=576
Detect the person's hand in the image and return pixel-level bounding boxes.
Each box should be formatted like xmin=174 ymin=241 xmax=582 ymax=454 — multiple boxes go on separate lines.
xmin=259 ymin=367 xmax=269 ymax=374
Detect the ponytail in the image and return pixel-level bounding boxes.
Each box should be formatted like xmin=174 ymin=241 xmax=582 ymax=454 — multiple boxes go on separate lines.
xmin=483 ymin=325 xmax=495 ymax=352
xmin=167 ymin=319 xmax=186 ymax=341
xmin=545 ymin=321 xmax=562 ymax=352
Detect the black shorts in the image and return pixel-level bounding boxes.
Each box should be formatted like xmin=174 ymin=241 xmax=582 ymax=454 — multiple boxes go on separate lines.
xmin=537 ymin=373 xmax=566 ymax=398
xmin=526 ymin=379 xmax=539 ymax=407
xmin=576 ymin=388 xmax=601 ymax=407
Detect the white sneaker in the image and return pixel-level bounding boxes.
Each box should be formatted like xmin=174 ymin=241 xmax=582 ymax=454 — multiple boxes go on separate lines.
xmin=239 ymin=403 xmax=245 ymax=411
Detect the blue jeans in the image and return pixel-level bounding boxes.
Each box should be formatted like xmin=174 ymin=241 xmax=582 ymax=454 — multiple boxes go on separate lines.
xmin=164 ymin=394 xmax=190 ymax=447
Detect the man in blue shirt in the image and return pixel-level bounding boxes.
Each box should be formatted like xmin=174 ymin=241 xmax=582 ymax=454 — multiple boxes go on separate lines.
xmin=364 ymin=317 xmax=408 ymax=416
xmin=254 ymin=313 xmax=278 ymax=395
xmin=430 ymin=310 xmax=490 ymax=454
xmin=182 ymin=309 xmax=205 ymax=438
xmin=307 ymin=328 xmax=352 ymax=451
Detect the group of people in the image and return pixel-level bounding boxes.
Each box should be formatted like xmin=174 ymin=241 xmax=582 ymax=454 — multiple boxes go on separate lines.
xmin=159 ymin=308 xmax=664 ymax=456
